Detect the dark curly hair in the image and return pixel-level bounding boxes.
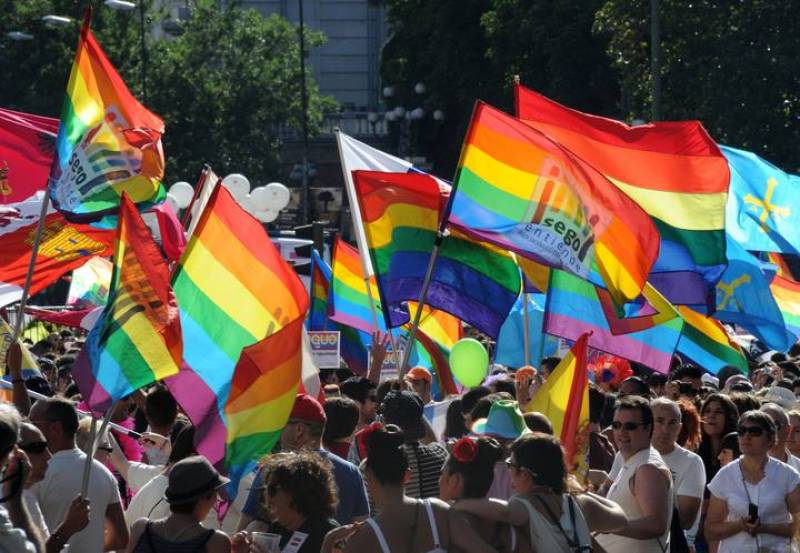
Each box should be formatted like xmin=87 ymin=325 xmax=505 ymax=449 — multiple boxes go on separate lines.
xmin=263 ymin=451 xmax=339 ymax=521
xmin=444 ymin=437 xmax=503 ymax=498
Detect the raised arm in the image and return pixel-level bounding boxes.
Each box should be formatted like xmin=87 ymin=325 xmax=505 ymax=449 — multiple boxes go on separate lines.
xmin=574 ymin=492 xmax=627 ymax=533
xmin=452 ymin=497 xmax=529 ymax=527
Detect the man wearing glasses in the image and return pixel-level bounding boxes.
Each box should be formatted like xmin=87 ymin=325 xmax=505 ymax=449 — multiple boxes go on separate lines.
xmin=594 ymin=395 xmax=674 ymax=553
xmin=760 ymin=402 xmax=800 ymax=472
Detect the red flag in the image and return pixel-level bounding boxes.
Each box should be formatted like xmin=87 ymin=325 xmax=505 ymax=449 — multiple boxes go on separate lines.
xmin=0 ymin=108 xmax=58 ymax=204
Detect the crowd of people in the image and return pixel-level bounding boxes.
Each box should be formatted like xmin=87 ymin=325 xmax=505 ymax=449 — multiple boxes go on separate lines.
xmin=2 ymin=329 xmax=800 ymax=553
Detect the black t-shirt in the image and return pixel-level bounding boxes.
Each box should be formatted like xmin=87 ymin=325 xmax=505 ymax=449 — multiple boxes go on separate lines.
xmin=268 ymin=517 xmax=339 ymax=553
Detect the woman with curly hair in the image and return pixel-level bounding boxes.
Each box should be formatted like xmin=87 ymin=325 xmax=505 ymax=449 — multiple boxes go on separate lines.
xmin=676 ymin=398 xmax=703 ymax=452
xmin=252 ymin=451 xmax=340 ymax=553
xmin=439 ymin=437 xmax=532 ymax=553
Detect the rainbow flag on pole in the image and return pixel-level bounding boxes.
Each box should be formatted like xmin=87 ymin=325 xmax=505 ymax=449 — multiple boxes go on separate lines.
xmin=353 ymin=170 xmax=520 ymax=337
xmin=167 ymin=184 xmax=308 ymax=483
xmin=770 ymin=275 xmax=800 ymax=337
xmin=527 ymin=332 xmax=591 ymax=475
xmin=73 ymin=194 xmax=181 ymax=414
xmin=48 ymin=12 xmax=165 ymax=221
xmin=676 ymin=306 xmax=747 ymax=373
xmin=449 ymin=101 xmax=659 ymax=305
xmin=516 ymin=84 xmax=729 ymax=305
xmin=308 ymin=249 xmax=370 ymax=374
xmin=329 ymin=237 xmax=385 ymax=333
xmin=545 ymin=270 xmax=683 ymax=374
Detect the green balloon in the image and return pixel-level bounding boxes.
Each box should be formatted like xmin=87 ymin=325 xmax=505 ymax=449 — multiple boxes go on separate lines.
xmin=449 ymin=338 xmax=489 ymax=388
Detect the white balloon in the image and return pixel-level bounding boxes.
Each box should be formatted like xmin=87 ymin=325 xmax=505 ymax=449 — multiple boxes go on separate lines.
xmin=222 ymin=173 xmax=250 ymax=203
xmin=239 ymin=194 xmax=256 ymax=214
xmin=255 ymin=208 xmax=279 ymax=223
xmin=249 ymin=186 xmax=270 ymax=210
xmin=168 ymin=181 xmax=194 ymax=209
xmin=165 ymin=193 xmax=179 ymax=213
xmin=264 ymin=182 xmax=291 ymax=210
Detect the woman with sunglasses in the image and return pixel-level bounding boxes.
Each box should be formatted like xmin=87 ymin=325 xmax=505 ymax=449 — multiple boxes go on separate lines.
xmin=453 ymin=434 xmax=623 ymax=551
xmin=438 ymin=437 xmax=532 ymax=553
xmin=705 ymin=410 xmax=800 ymax=553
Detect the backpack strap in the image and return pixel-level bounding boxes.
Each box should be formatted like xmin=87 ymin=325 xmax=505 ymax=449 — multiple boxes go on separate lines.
xmin=532 ymin=495 xmax=580 ymax=549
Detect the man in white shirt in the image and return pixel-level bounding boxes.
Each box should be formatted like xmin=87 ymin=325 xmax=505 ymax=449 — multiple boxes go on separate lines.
xmin=651 ymin=397 xmax=706 ymax=544
xmin=29 ymin=397 xmax=128 ymax=552
xmin=761 ymin=402 xmax=800 ymax=472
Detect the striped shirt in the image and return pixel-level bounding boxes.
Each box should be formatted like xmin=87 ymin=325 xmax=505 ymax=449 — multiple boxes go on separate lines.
xmin=403 ymin=442 xmax=448 ymax=499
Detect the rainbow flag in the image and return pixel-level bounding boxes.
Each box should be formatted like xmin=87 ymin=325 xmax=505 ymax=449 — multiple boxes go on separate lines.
xmin=67 ymin=256 xmax=112 ymax=309
xmin=308 ymin=249 xmax=370 ymax=374
xmin=48 ymin=14 xmax=165 ymax=221
xmin=527 ymin=332 xmax=591 ymax=476
xmin=225 ymin=316 xmax=306 ymax=488
xmin=676 ymin=306 xmax=747 ymax=373
xmin=353 ymin=170 xmax=520 ymax=337
xmin=450 ymin=101 xmax=659 ymax=305
xmin=166 ymin=184 xmax=308 ymax=480
xmin=410 ymin=327 xmax=459 ymax=398
xmin=329 ymin=237 xmax=385 ymax=333
xmin=308 ymin=249 xmax=332 ymax=332
xmin=72 ymin=194 xmax=181 ymax=414
xmin=768 ymin=252 xmax=793 ymax=280
xmin=770 ymin=275 xmax=800 ymax=337
xmin=515 ymin=84 xmax=729 ymax=305
xmin=545 ymin=270 xmax=683 ymax=374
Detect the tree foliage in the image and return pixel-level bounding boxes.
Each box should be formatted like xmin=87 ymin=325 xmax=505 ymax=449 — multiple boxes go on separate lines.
xmin=595 ymin=0 xmax=800 ymax=169
xmin=0 ymin=0 xmax=335 ymax=184
xmin=380 ymin=0 xmax=620 ymax=175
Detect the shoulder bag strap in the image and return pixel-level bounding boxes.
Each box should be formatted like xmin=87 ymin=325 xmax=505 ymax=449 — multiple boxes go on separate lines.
xmin=532 ymin=494 xmax=578 ymax=548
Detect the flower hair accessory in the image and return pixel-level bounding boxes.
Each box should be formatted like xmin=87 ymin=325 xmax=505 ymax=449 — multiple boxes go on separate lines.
xmin=452 ymin=437 xmax=478 ymax=463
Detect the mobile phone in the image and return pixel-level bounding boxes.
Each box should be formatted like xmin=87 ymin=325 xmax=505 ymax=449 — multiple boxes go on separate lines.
xmin=678 ymin=382 xmax=694 ymax=394
xmin=748 ymin=502 xmax=758 ymax=522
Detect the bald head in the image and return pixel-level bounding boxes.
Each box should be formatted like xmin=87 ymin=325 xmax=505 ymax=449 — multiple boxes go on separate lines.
xmin=762 ymin=402 xmax=789 ymax=427
xmin=762 ymin=402 xmax=790 ymax=449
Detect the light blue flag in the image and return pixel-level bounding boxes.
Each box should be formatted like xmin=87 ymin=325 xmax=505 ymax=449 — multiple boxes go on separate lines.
xmin=494 ymin=293 xmax=558 ymax=368
xmin=724 ymin=145 xmax=800 ymax=253
xmin=712 ymin=238 xmax=797 ymax=351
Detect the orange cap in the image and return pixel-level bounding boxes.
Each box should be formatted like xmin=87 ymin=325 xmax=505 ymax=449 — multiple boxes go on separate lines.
xmin=406 ymin=366 xmax=432 ymax=383
xmin=514 ymin=366 xmax=537 ymax=382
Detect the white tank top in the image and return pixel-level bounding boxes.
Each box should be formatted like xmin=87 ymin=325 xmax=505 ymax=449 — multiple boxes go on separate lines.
xmin=366 ymin=499 xmax=447 ymax=553
xmin=514 ymin=494 xmax=592 ymax=552
xmin=595 ymin=446 xmax=673 ymax=553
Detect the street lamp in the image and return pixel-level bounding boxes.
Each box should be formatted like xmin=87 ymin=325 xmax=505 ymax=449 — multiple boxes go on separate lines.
xmin=105 ymin=0 xmax=147 ymax=103
xmin=381 ymin=82 xmax=444 ymax=160
xmin=42 ymin=15 xmax=74 ymax=27
xmin=7 ymin=31 xmax=34 ymax=41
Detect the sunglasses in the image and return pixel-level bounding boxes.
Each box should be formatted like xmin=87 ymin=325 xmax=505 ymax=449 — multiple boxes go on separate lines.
xmin=19 ymin=441 xmax=48 ymax=455
xmin=611 ymin=421 xmax=649 ymax=431
xmin=96 ymin=446 xmax=113 ymax=454
xmin=738 ymin=425 xmax=765 ymax=437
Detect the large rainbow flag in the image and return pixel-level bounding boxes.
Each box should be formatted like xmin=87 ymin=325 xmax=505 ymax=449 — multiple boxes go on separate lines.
xmin=308 ymin=249 xmax=370 ymax=374
xmin=676 ymin=306 xmax=748 ymax=373
xmin=73 ymin=194 xmax=181 ymax=414
xmin=527 ymin=332 xmax=590 ymax=477
xmin=770 ymin=275 xmax=800 ymax=337
xmin=515 ymin=84 xmax=729 ymax=305
xmin=329 ymin=237 xmax=385 ymax=333
xmin=545 ymin=270 xmax=683 ymax=374
xmin=167 ymin=184 xmax=308 ymax=483
xmin=449 ymin=101 xmax=659 ymax=305
xmin=353 ymin=170 xmax=520 ymax=338
xmin=48 ymin=13 xmax=165 ymax=221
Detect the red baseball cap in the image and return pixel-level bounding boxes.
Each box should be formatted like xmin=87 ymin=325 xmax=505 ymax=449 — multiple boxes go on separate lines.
xmin=289 ymin=394 xmax=326 ymax=425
